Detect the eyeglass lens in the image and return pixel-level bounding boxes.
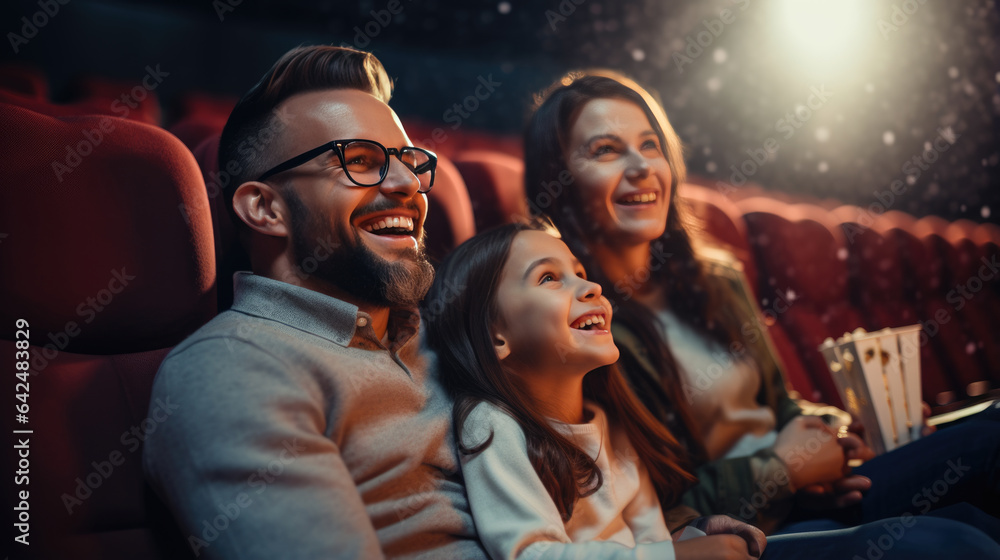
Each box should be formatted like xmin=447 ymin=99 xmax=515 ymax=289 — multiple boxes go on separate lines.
xmin=341 ymin=141 xmax=431 ymax=187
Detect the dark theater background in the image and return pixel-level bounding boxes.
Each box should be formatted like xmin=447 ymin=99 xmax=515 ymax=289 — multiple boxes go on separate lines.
xmin=2 ymin=0 xmax=999 ymax=558
xmin=3 ymin=0 xmax=1000 ymax=220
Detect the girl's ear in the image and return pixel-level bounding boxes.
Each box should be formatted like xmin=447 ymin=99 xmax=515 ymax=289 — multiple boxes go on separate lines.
xmin=493 ymin=332 xmax=511 ymax=361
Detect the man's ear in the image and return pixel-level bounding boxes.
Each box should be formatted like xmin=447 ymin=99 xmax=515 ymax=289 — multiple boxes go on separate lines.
xmin=493 ymin=331 xmax=511 ymax=361
xmin=232 ymin=181 xmax=290 ymax=238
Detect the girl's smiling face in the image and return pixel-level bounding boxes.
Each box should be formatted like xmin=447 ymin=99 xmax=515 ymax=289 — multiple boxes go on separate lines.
xmin=491 ymin=230 xmax=619 ymax=376
xmin=563 ymin=97 xmax=673 ymax=246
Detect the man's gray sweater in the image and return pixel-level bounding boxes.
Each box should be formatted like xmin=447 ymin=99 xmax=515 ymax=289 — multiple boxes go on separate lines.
xmin=143 ymin=272 xmax=486 ymax=559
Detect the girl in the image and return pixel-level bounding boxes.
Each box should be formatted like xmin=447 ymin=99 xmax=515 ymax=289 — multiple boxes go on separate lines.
xmin=424 ymin=220 xmax=767 ymax=559
xmin=421 ymin=222 xmax=1000 ymax=559
xmin=521 ymin=69 xmax=1000 ymax=536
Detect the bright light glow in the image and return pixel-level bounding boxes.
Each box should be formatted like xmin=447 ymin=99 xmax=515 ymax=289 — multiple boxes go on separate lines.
xmin=774 ymin=0 xmax=871 ymax=68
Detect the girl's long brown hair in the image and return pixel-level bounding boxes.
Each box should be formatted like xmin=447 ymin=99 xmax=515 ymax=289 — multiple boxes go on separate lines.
xmin=423 ymin=221 xmax=696 ymax=521
xmin=523 ymin=70 xmax=756 ymax=463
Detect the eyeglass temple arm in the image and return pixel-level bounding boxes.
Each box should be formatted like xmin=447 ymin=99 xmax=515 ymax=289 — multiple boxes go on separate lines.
xmin=257 ymin=142 xmax=339 ymax=181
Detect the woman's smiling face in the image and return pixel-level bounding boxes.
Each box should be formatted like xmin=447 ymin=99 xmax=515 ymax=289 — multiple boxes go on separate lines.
xmin=491 ymin=230 xmax=619 ymax=376
xmin=563 ymin=97 xmax=673 ymax=246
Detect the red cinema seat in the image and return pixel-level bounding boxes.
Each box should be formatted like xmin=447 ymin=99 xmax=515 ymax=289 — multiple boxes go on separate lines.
xmin=719 ymin=182 xmax=767 ymax=202
xmin=190 ymin=133 xmax=222 ymax=194
xmin=868 ymin=214 xmax=957 ymax=407
xmin=682 ymin=183 xmax=820 ymax=398
xmin=831 ymin=206 xmax=920 ymax=329
xmin=403 ymin=119 xmax=459 ymax=159
xmin=190 ymin=133 xmax=249 ymax=311
xmin=0 ymin=62 xmax=48 ymax=99
xmin=680 ymin=182 xmax=759 ymax=292
xmin=1 ymin=102 xmax=215 ymax=559
xmin=828 ymin=208 xmax=955 ymax=406
xmin=946 ymin=220 xmax=997 ymax=306
xmin=974 ymin=223 xmax=1000 ymax=300
xmin=168 ymin=93 xmax=236 ymax=151
xmin=975 ymin=222 xmax=1000 ymax=244
xmin=168 ymin=117 xmax=227 ymax=151
xmin=402 ymin=119 xmax=523 ymax=161
xmin=1 ymin=106 xmax=216 ymax=352
xmin=913 ymin=217 xmax=988 ymax=396
xmin=424 ymin=154 xmax=475 ymax=263
xmin=724 ymin=183 xmax=797 ymax=204
xmin=453 ymin=150 xmax=527 ymax=232
xmin=881 ymin=219 xmax=978 ymax=405
xmin=766 ymin=316 xmax=821 ymax=402
xmin=453 ymin=128 xmax=522 ymax=159
xmin=0 ymin=72 xmax=162 ymax=126
xmin=0 ymin=88 xmax=113 ymax=119
xmin=174 ymin=92 xmax=237 ymax=123
xmin=65 ymin=75 xmax=163 ymax=126
xmin=943 ymin=223 xmax=1000 ymax=390
xmin=740 ymin=199 xmax=868 ymax=407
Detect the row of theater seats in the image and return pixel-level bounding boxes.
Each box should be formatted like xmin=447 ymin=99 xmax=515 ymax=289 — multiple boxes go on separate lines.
xmin=1 ymin=101 xmax=213 ymax=558
xmin=2 ymin=66 xmax=998 ymax=558
xmin=0 ymin=65 xmax=221 ymax=558
xmin=679 ymin=183 xmax=1000 ymax=412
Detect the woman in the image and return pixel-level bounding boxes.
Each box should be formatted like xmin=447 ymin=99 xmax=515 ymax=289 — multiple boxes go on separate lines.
xmin=521 ymin=69 xmax=1000 ymax=536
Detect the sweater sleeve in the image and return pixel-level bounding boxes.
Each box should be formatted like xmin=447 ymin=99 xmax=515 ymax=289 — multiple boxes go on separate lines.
xmin=622 ymin=455 xmax=673 ymax=544
xmin=461 ymin=403 xmax=677 ymax=560
xmin=679 ymin=447 xmax=795 ymax=534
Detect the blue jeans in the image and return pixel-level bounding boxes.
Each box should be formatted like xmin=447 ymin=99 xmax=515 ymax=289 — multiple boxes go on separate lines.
xmin=777 ymin=403 xmax=1000 ymax=550
xmin=849 ymin=403 xmax=1000 ymax=523
xmin=765 ymin=512 xmax=1000 ymax=559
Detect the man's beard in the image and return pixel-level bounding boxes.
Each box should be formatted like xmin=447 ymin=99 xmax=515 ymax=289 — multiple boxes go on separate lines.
xmin=285 ymin=193 xmax=435 ymax=308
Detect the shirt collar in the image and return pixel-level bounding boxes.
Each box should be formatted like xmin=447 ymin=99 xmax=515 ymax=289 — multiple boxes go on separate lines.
xmin=230 ymin=272 xmax=418 ymax=348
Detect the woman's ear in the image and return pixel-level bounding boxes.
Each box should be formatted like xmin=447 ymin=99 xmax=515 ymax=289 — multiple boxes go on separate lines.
xmin=493 ymin=332 xmax=511 ymax=361
xmin=232 ymin=181 xmax=290 ymax=238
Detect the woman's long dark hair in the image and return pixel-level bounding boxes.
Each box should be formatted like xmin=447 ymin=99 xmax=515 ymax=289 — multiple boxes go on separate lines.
xmin=523 ymin=70 xmax=754 ymax=462
xmin=423 ymin=221 xmax=695 ymax=521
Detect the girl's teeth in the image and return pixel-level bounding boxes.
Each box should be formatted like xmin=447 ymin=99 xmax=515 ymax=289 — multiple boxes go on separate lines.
xmin=574 ymin=316 xmax=606 ymax=329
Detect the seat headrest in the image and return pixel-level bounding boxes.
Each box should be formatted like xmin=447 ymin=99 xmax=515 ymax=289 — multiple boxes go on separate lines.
xmin=0 ymin=63 xmax=48 ymax=99
xmin=0 ymin=103 xmax=216 ymax=354
xmin=424 ymin=153 xmax=474 ymax=263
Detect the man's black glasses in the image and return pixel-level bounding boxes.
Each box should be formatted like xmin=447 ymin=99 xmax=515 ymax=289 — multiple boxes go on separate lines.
xmin=257 ymin=139 xmax=437 ymax=193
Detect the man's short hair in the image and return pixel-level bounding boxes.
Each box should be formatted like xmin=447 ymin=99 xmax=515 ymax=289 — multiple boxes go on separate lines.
xmin=218 ymin=45 xmax=394 ymax=233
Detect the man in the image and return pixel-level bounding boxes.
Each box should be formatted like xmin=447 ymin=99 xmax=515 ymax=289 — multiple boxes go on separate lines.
xmin=143 ymin=45 xmax=486 ymax=559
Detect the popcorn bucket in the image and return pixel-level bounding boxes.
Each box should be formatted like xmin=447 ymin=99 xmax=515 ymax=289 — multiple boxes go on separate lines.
xmin=819 ymin=326 xmax=924 ymax=455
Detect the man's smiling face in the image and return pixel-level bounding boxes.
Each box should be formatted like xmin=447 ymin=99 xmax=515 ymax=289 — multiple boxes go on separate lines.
xmin=268 ymin=88 xmax=434 ymax=307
